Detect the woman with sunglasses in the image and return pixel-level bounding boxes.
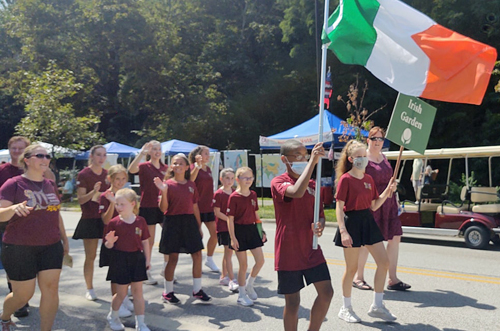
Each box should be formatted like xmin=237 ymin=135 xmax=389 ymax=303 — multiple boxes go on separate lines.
xmin=352 ymin=127 xmax=411 ymax=292
xmin=73 ymin=145 xmax=110 ymax=301
xmin=0 ymin=144 xmax=69 ymax=330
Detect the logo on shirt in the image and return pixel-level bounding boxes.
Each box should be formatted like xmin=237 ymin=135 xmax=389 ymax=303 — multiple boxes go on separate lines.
xmin=135 ymin=227 xmax=142 ymax=237
xmin=99 ymin=205 xmax=104 ymax=210
xmin=226 ymin=208 xmax=230 ymax=213
xmin=188 ymin=187 xmax=194 ymax=194
xmin=364 ymin=182 xmax=372 ymax=190
xmin=24 ymin=189 xmax=60 ymax=212
xmin=281 ymin=182 xmax=291 ymax=187
xmin=212 ymin=198 xmax=216 ymax=203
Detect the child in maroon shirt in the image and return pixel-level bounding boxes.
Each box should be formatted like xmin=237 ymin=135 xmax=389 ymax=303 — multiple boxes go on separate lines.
xmin=104 ymin=188 xmax=151 ymax=331
xmin=334 ymin=140 xmax=397 ymax=323
xmin=213 ymin=168 xmax=238 ymax=291
xmin=227 ymin=167 xmax=266 ymax=307
xmin=271 ymin=140 xmax=332 ymax=331
xmin=154 ymin=153 xmax=211 ymax=304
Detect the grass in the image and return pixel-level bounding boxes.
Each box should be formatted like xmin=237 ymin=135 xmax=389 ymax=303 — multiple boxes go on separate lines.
xmin=257 ymin=197 xmax=337 ymax=223
xmin=63 ymin=197 xmax=338 ymax=223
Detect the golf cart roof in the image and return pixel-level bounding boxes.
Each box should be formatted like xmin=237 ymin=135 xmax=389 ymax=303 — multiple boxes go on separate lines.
xmin=385 ymin=146 xmax=500 ymax=160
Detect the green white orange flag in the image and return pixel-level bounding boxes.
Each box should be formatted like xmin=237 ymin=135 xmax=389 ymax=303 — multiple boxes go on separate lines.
xmin=322 ymin=0 xmax=497 ymax=105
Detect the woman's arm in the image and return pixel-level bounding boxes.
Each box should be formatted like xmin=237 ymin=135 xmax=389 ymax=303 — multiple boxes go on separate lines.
xmin=285 ymin=142 xmax=325 ymax=198
xmin=371 ymin=178 xmax=396 ymax=211
xmin=142 ymin=239 xmax=151 ymax=270
xmin=59 ymin=214 xmax=69 ymax=255
xmin=214 ymin=206 xmax=228 ymax=222
xmin=0 ymin=200 xmax=33 ymax=222
xmin=101 ymin=191 xmax=116 ymax=225
xmin=227 ymin=215 xmax=238 ymax=250
xmin=190 ymin=155 xmax=203 ymax=181
xmin=77 ymin=181 xmax=102 ymax=205
xmin=128 ymin=143 xmax=150 ymax=174
xmin=335 ymin=200 xmax=352 ymax=248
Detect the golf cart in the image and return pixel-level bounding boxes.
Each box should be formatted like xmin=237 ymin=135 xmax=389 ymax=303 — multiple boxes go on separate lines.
xmin=385 ymin=145 xmax=500 ymax=249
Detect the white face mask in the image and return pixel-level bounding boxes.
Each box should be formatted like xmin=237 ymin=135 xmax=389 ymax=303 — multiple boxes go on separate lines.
xmin=352 ymin=156 xmax=368 ymax=171
xmin=286 ymin=160 xmax=308 ymax=175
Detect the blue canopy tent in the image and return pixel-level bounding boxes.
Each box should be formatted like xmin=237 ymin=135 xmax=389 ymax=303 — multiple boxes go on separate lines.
xmin=75 ymin=142 xmax=140 ymax=160
xmin=259 ymin=110 xmax=389 ymax=150
xmin=161 ymin=139 xmax=218 ymax=155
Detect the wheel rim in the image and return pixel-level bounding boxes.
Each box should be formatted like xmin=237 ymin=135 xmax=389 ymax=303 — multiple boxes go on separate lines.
xmin=468 ymin=230 xmax=482 ymax=246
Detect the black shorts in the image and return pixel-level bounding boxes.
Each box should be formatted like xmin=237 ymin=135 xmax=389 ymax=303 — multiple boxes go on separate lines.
xmin=334 ymin=209 xmax=385 ymax=248
xmin=2 ymin=241 xmax=63 ymax=281
xmin=217 ymin=231 xmax=230 ymax=246
xmin=139 ymin=207 xmax=164 ymax=226
xmin=277 ymin=262 xmax=331 ymax=295
xmin=159 ymin=214 xmax=204 ymax=254
xmin=229 ymin=223 xmax=263 ymax=252
xmin=106 ymin=250 xmax=147 ymax=285
xmin=200 ymin=212 xmax=215 ymax=223
xmin=72 ymin=218 xmax=104 ymax=239
xmin=99 ymin=242 xmax=110 ymax=267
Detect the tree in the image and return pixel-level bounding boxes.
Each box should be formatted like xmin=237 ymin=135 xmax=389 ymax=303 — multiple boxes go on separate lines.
xmin=14 ymin=61 xmax=103 ymax=151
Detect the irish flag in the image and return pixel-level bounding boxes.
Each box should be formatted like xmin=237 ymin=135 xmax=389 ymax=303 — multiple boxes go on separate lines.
xmin=322 ymin=0 xmax=497 ymax=105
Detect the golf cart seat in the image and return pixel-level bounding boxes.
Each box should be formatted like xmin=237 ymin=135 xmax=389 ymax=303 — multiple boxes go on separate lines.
xmin=438 ymin=187 xmax=470 ymax=214
xmin=470 ymin=187 xmax=500 ymax=213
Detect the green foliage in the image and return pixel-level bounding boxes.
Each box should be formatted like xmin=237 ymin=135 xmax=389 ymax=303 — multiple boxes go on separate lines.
xmin=14 ymin=61 xmax=103 ymax=151
xmin=448 ymin=171 xmax=478 ymax=203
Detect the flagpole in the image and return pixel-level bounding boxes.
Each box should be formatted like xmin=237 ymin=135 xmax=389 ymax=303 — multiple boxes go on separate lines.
xmin=313 ymin=0 xmax=330 ymax=250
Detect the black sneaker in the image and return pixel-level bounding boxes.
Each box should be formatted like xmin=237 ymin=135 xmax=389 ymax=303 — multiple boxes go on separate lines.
xmin=193 ymin=289 xmax=212 ymax=303
xmin=13 ymin=303 xmax=29 ymax=318
xmin=162 ymin=291 xmax=180 ymax=304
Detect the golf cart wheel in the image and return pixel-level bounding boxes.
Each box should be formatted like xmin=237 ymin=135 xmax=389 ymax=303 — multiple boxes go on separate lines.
xmin=491 ymin=234 xmax=500 ymax=246
xmin=464 ymin=225 xmax=490 ymax=249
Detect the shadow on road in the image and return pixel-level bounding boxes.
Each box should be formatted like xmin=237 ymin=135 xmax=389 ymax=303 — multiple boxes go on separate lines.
xmin=401 ymin=237 xmax=500 ymax=251
xmin=384 ymin=289 xmax=496 ymax=310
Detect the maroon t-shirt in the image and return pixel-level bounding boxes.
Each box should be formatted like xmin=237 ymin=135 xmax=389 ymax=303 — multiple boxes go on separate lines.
xmin=164 ymin=179 xmax=199 ymax=216
xmin=336 ymin=173 xmax=379 ymax=211
xmin=99 ymin=192 xmax=118 ymax=219
xmin=0 ymin=176 xmax=61 ymax=246
xmin=190 ymin=165 xmax=213 ymax=213
xmin=213 ymin=188 xmax=234 ymax=233
xmin=77 ymin=167 xmax=110 ymax=219
xmin=0 ymin=163 xmax=24 ymax=187
xmin=227 ymin=190 xmax=259 ymax=225
xmin=271 ymin=172 xmax=326 ymax=271
xmin=105 ymin=216 xmax=150 ymax=252
xmin=138 ymin=162 xmax=168 ymax=208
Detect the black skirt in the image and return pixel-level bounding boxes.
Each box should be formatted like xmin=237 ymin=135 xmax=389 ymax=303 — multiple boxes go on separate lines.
xmin=334 ymin=209 xmax=384 ymax=248
xmin=139 ymin=207 xmax=165 ymax=226
xmin=99 ymin=242 xmax=110 ymax=267
xmin=106 ymin=250 xmax=147 ymax=285
xmin=229 ymin=223 xmax=263 ymax=252
xmin=159 ymin=214 xmax=204 ymax=254
xmin=72 ymin=218 xmax=104 ymax=240
xmin=217 ymin=231 xmax=230 ymax=246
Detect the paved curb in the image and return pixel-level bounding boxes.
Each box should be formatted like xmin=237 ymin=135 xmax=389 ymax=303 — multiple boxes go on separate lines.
xmin=261 ymin=218 xmax=338 ymax=228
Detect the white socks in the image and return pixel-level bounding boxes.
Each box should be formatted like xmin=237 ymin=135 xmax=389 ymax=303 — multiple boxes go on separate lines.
xmin=164 ymin=280 xmax=174 ymax=293
xmin=239 ymin=285 xmax=246 ymax=297
xmin=206 ymin=255 xmax=214 ymax=263
xmin=247 ymin=276 xmax=255 ymax=287
xmin=374 ymin=292 xmax=384 ymax=307
xmin=193 ymin=278 xmax=202 ymax=293
xmin=343 ymin=296 xmax=352 ymax=308
xmin=135 ymin=315 xmax=145 ymax=324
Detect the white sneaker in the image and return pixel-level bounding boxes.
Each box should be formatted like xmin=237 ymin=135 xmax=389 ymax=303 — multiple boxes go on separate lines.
xmin=107 ymin=312 xmax=125 ymax=331
xmin=368 ymin=304 xmax=397 ymax=321
xmin=144 ymin=270 xmax=158 ymax=285
xmin=219 ymin=276 xmax=230 ymax=286
xmin=246 ymin=284 xmax=258 ymax=301
xmin=205 ymin=259 xmax=220 ymax=273
xmin=338 ymin=306 xmax=361 ymax=323
xmin=123 ymin=296 xmax=134 ymax=312
xmin=237 ymin=293 xmax=254 ymax=306
xmin=85 ymin=289 xmax=97 ymax=301
xmin=229 ymin=280 xmax=239 ymax=292
xmin=118 ymin=303 xmax=132 ymax=318
xmin=135 ymin=322 xmax=151 ymax=331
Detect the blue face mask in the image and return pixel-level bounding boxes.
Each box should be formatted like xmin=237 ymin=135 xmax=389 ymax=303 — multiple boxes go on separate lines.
xmin=289 ymin=161 xmax=308 ymax=175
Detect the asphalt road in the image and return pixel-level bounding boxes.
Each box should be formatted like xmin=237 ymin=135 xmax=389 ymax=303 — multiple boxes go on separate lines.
xmin=1 ymin=211 xmax=499 ymax=330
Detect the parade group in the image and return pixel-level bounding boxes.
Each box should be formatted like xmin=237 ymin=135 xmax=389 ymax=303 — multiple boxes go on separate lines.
xmin=0 ymin=126 xmax=410 ymax=331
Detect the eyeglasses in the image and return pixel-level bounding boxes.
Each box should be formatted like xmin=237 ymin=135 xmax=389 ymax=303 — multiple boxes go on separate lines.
xmin=30 ymin=154 xmax=52 ymax=160
xmin=369 ymin=137 xmax=384 ymax=142
xmin=285 ymin=154 xmax=310 ymax=161
xmin=239 ymin=177 xmax=254 ymax=181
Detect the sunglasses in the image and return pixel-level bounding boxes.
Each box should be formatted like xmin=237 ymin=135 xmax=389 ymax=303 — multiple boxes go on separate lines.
xmin=285 ymin=154 xmax=311 ymax=161
xmin=369 ymin=137 xmax=384 ymax=142
xmin=239 ymin=177 xmax=254 ymax=181
xmin=30 ymin=154 xmax=52 ymax=160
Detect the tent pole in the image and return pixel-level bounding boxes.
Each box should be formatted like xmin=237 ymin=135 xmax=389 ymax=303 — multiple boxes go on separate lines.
xmin=260 ymin=149 xmax=264 ymax=208
xmin=313 ymin=0 xmax=330 ymax=250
